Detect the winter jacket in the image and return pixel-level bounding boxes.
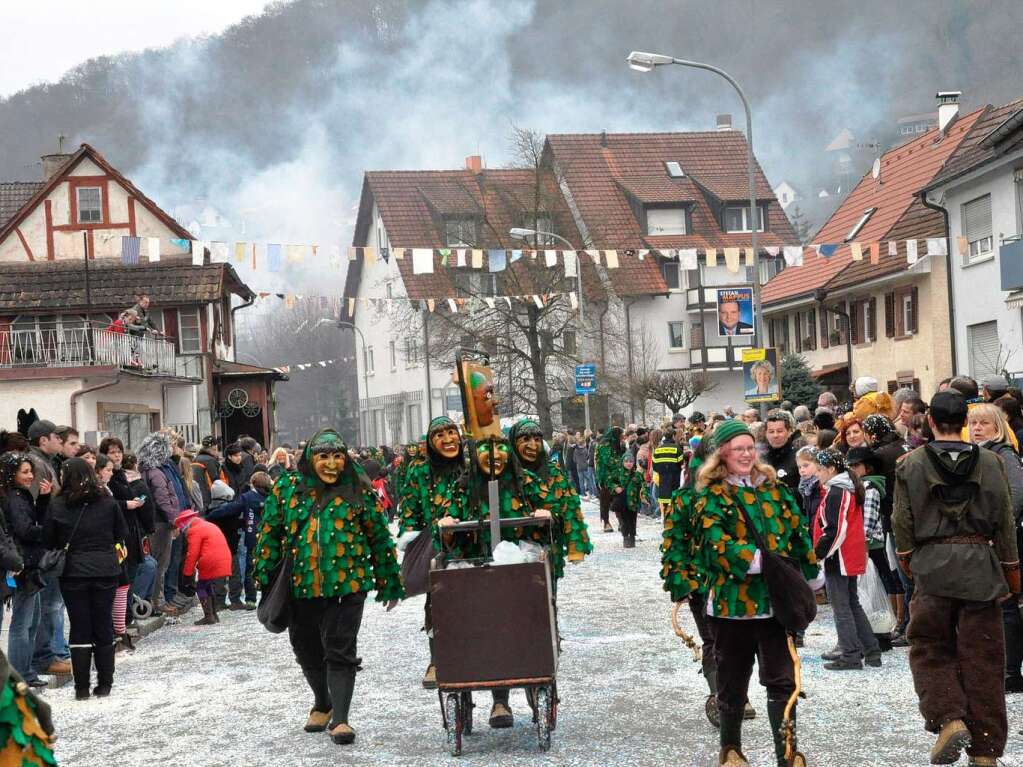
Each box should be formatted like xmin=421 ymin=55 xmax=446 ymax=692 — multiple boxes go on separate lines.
xmin=3 ymin=487 xmax=47 ymax=569
xmin=194 ymin=450 xmax=221 ymax=488
xmin=893 ymin=440 xmax=1018 ymax=602
xmin=205 ymin=481 xmax=241 ymax=547
xmin=185 ymin=477 xmax=205 ymax=516
xmin=812 ymin=472 xmax=867 ymax=576
xmin=982 ymin=439 xmax=1023 ymax=521
xmin=870 ymin=431 xmax=909 ymax=532
xmin=107 ymin=469 xmax=147 ymax=567
xmin=862 ymin=475 xmax=886 ymax=549
xmin=0 ymin=506 xmax=24 ymax=573
xmin=142 ymin=465 xmax=184 ymax=526
xmin=44 ymin=495 xmax=128 ymax=579
xmin=222 ymin=460 xmax=249 ymax=496
xmin=212 ymin=488 xmax=267 ymax=536
xmin=763 ymin=435 xmax=800 ymax=493
xmin=652 ymin=438 xmax=686 ymax=500
xmin=796 ymin=475 xmax=820 ymax=522
xmin=573 ymin=443 xmax=589 ymax=474
xmin=27 ymin=446 xmax=59 ymax=499
xmin=125 ymin=474 xmax=156 ymax=535
xmin=181 ymin=518 xmax=232 ymax=581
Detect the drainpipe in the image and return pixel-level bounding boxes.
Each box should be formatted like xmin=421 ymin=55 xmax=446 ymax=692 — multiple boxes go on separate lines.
xmin=919 ymin=191 xmax=958 ymax=374
xmin=624 ymin=298 xmax=638 ymax=423
xmin=230 ymin=294 xmax=256 ymax=357
xmin=70 ymin=374 xmax=121 ymax=431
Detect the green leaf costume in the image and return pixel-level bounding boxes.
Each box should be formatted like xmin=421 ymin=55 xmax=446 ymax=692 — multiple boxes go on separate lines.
xmin=660 ymin=486 xmax=705 ymax=602
xmin=594 ymin=426 xmax=623 ymax=488
xmin=0 ymin=669 xmax=55 ymax=766
xmin=253 ymin=429 xmax=405 ymax=603
xmin=397 ymin=417 xmax=470 ymax=538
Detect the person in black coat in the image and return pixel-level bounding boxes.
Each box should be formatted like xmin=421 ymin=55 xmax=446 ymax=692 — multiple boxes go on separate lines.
xmin=43 ymin=458 xmax=128 ymax=700
xmin=762 ymin=413 xmax=801 ymax=493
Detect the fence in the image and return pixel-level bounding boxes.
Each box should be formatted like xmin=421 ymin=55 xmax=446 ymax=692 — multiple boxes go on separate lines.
xmin=0 ymin=326 xmax=178 ymax=376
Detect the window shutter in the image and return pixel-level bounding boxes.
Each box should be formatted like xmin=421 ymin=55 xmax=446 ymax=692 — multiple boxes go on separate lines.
xmin=808 ymin=308 xmax=817 ymax=351
xmin=887 ymin=380 xmax=898 ymax=394
xmin=910 ymin=287 xmax=919 ymax=333
xmin=868 ymin=297 xmax=877 ymax=342
xmin=768 ymin=318 xmax=775 ymax=347
xmin=885 ymin=292 xmax=895 ymax=338
xmin=850 ymin=302 xmax=860 ymax=345
xmin=963 ymin=194 xmax=993 ymax=242
xmin=967 ymin=321 xmax=1000 ymax=378
xmin=795 ymin=316 xmax=803 ymax=353
xmin=820 ymin=308 xmax=829 ymax=348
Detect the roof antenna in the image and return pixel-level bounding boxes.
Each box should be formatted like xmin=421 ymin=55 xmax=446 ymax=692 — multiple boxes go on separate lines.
xmin=57 ymin=134 xmax=66 ymax=153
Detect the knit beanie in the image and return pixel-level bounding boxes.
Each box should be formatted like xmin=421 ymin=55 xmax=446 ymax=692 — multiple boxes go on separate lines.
xmin=712 ymin=420 xmax=753 ymax=450
xmin=211 ymin=479 xmax=235 ymax=502
xmin=854 ymin=376 xmax=879 ymax=397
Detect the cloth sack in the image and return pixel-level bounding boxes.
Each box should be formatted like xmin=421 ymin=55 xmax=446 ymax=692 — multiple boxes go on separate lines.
xmin=257 ymin=546 xmax=293 ymax=634
xmin=400 ymin=529 xmax=434 ymax=598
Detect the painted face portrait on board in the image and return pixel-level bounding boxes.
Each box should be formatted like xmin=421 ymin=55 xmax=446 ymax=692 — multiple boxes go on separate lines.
xmin=456 ymin=360 xmax=503 ymax=439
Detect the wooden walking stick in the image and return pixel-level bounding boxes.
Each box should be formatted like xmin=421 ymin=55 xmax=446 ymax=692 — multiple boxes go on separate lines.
xmin=782 ymin=634 xmax=808 ymax=767
xmin=671 ymin=601 xmax=702 ymax=663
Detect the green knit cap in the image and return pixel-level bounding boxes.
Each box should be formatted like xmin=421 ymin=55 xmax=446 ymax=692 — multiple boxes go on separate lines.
xmin=712 ymin=420 xmax=753 ymax=450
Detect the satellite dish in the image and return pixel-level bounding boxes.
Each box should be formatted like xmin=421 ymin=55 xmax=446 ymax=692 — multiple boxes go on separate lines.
xmin=872 ymin=158 xmax=882 ymax=181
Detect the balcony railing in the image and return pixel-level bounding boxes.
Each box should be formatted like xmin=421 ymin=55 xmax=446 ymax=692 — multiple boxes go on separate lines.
xmin=0 ymin=326 xmax=180 ymax=377
xmin=999 ymin=236 xmax=1023 ymax=292
xmin=689 ymin=343 xmax=743 ymax=371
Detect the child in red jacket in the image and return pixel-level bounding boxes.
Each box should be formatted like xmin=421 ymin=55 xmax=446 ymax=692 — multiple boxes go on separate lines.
xmin=175 ymin=509 xmax=232 ymax=626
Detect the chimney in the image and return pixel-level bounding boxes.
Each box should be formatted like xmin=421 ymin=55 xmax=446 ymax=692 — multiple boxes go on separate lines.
xmin=464 ymin=155 xmax=482 ymax=172
xmin=599 ymin=130 xmax=608 ymax=147
xmin=937 ymin=91 xmax=961 ymax=134
xmin=41 ymin=153 xmax=72 ymax=179
xmin=716 ymin=114 xmax=733 ymax=131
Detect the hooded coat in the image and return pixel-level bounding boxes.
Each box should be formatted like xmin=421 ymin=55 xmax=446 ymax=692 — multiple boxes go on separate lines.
xmin=136 ymin=433 xmax=186 ymax=526
xmin=812 ymin=471 xmax=867 ymax=576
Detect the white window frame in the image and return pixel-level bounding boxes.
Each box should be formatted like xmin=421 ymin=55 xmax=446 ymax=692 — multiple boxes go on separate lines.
xmin=661 ymin=261 xmax=681 ymax=291
xmin=445 ymin=218 xmax=476 ymax=247
xmin=365 ymin=346 xmax=375 ymax=376
xmin=76 ymin=186 xmax=103 ymax=224
xmin=389 ymin=340 xmax=397 ymax=371
xmin=724 ymin=205 xmax=766 ymax=233
xmin=177 ymin=308 xmax=202 ymax=354
xmin=962 ymin=194 xmax=994 ymax=263
xmin=845 ymin=207 xmax=877 ymax=242
xmin=901 ymin=293 xmax=914 ymax=337
xmin=646 ymin=206 xmax=688 ymax=236
xmin=668 ymin=321 xmax=686 ymax=351
xmin=860 ymin=300 xmax=874 ymax=343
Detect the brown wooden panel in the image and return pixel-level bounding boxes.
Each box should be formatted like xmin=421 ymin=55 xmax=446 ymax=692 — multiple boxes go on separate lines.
xmin=431 ymin=561 xmax=557 ymax=685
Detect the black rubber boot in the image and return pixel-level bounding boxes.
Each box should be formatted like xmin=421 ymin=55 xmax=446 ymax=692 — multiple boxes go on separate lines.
xmin=1004 ymin=600 xmax=1023 ymax=690
xmin=299 ymin=662 xmax=331 ymax=714
xmin=326 ymin=666 xmax=357 ymax=744
xmin=69 ymin=645 xmax=92 ymax=700
xmin=718 ymin=702 xmax=744 ymax=755
xmin=767 ymin=697 xmax=794 ymax=766
xmin=93 ymin=643 xmax=115 ymax=697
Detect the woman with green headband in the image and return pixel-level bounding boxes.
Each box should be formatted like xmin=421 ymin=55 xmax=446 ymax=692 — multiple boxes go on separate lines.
xmin=507 ymin=419 xmax=593 ymax=577
xmin=253 ymin=429 xmax=404 ymax=747
xmin=398 ymin=416 xmax=470 ymax=690
xmin=662 ymin=420 xmax=819 ymax=767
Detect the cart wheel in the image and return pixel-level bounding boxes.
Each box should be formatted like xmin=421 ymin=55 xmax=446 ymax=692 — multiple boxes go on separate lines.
xmin=445 ymin=693 xmax=462 ymax=756
xmin=535 ymin=686 xmax=552 ymax=752
xmin=460 ymin=691 xmax=474 ymax=735
xmin=132 ymin=596 xmax=153 ymax=620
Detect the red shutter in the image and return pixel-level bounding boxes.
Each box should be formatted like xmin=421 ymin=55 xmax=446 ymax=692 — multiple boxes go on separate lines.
xmin=821 ymin=308 xmax=830 ymax=348
xmin=808 ymin=308 xmax=817 ymax=351
xmin=850 ymin=302 xmax=860 ymax=345
xmin=868 ymin=297 xmax=877 ymax=342
xmin=910 ymin=287 xmax=919 ymax=334
xmin=885 ymin=292 xmax=895 ymax=338
xmin=163 ymin=308 xmax=178 ymax=345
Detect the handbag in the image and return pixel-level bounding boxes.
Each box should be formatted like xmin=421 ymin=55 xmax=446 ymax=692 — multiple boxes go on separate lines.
xmin=256 ymin=545 xmax=293 ymax=634
xmin=736 ymin=495 xmax=817 ymax=633
xmin=36 ymin=503 xmax=88 ymax=580
xmin=400 ymin=529 xmax=435 ymax=598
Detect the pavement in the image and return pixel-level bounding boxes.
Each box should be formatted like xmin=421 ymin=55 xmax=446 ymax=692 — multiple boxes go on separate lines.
xmin=47 ymin=501 xmax=1023 ymax=766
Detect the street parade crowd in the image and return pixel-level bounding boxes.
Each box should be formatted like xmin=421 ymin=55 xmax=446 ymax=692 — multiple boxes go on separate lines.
xmin=0 ymin=370 xmax=1020 ymax=766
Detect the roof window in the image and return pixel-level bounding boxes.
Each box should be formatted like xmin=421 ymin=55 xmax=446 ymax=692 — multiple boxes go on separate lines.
xmin=665 ymin=161 xmax=685 ymax=178
xmin=845 ymin=207 xmax=877 ymax=242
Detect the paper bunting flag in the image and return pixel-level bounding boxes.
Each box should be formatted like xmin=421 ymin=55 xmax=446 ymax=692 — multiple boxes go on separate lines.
xmin=484 ymin=297 xmax=496 ymax=309
xmin=267 ymin=243 xmax=282 ymax=272
xmin=816 ymin=244 xmax=839 ymax=258
xmin=545 ymin=249 xmax=558 ymax=267
xmin=956 ymin=236 xmax=968 ymax=256
xmin=887 ymin=241 xmax=897 ymax=257
xmin=233 ymin=242 xmax=247 ymax=263
xmin=191 ymin=240 xmax=206 ymax=266
xmin=286 ymin=244 xmax=304 ymax=264
xmin=564 ymin=250 xmax=578 ymax=278
xmin=604 ymin=250 xmax=619 ymax=269
xmin=906 ymin=239 xmax=918 ymax=265
xmin=764 ymin=246 xmax=780 ymax=258
xmin=782 ymin=245 xmax=803 ymax=267
xmin=285 ymin=294 xmax=296 ymax=309
xmin=489 ymin=249 xmax=507 ymax=272
xmin=705 ymin=248 xmax=718 ymax=267
xmin=869 ymin=242 xmax=880 ymax=265
xmin=504 ymin=297 xmax=512 ymax=309
xmin=723 ymin=247 xmax=741 ymax=273
xmin=532 ymin=295 xmax=544 ymax=309
xmin=926 ymin=237 xmax=948 ymax=256
xmin=439 ymin=248 xmax=451 ymax=267
xmin=364 ymin=246 xmax=376 ymax=266
xmin=348 ymin=247 xmax=358 ymax=261
xmin=427 ymin=299 xmax=436 ymax=312
xmin=146 ymin=237 xmax=161 ymax=262
xmin=637 ymin=249 xmax=649 ymax=261
xmin=850 ymin=242 xmax=863 ymax=261
xmin=393 ymin=247 xmax=406 ymax=260
xmin=210 ymin=241 xmax=229 ymax=263
xmin=412 ymin=248 xmax=434 ymax=274
xmin=311 ymin=245 xmax=319 ymax=259
xmin=447 ymin=298 xmax=457 ymax=313
xmin=121 ymin=236 xmax=141 ymax=265
xmin=456 ymin=249 xmax=467 ymax=267
xmin=585 ymin=249 xmax=601 ymax=265
xmin=171 ymin=237 xmax=190 ymax=252
xmin=471 ymin=249 xmax=484 ymax=268
xmin=679 ymin=249 xmax=698 ymax=270
xmin=569 ymin=292 xmax=579 ymax=310
xmin=743 ymin=248 xmax=755 ymax=267
xmin=510 ymin=249 xmax=523 ymax=263
xmin=347 ymin=297 xmax=355 ymax=316
xmin=318 ymin=361 xmax=327 ymax=367
xmin=251 ymin=242 xmax=258 ymax=270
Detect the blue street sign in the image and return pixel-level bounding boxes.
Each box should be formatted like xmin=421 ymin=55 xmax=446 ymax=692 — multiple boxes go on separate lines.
xmin=575 ymin=364 xmax=597 ymax=395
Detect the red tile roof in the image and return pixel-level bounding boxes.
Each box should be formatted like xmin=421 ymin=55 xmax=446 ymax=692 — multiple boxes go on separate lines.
xmin=545 ymin=131 xmax=796 ymax=296
xmin=761 ymin=108 xmax=984 ymax=304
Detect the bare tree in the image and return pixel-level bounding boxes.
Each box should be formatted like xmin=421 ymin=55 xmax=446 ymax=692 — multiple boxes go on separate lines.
xmin=635 ymin=369 xmax=718 ymax=415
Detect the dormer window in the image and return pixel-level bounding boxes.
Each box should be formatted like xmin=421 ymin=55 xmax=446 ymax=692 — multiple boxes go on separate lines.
xmin=845 ymin=207 xmax=877 ymax=242
xmin=665 ymin=161 xmax=685 ymax=178
xmin=445 ymin=218 xmax=476 ymax=247
xmin=724 ymin=205 xmax=766 ymax=233
xmin=646 ymin=206 xmax=687 ymax=236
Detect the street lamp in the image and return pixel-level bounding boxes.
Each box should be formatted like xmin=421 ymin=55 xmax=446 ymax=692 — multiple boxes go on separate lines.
xmin=509 ymin=227 xmax=591 ymax=431
xmin=626 ymin=51 xmax=765 ymax=412
xmin=337 ymin=320 xmax=370 ymax=445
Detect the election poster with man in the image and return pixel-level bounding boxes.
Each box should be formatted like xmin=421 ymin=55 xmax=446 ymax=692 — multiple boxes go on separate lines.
xmin=715 ymin=286 xmax=755 ymax=338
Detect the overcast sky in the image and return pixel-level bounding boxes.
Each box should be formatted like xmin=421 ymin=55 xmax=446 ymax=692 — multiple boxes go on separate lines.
xmin=1 ymin=1 xmax=276 ymax=97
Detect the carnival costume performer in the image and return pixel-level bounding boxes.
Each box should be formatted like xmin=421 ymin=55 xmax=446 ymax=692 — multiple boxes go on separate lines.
xmin=253 ymin=429 xmax=404 ymax=746
xmin=594 ymin=426 xmax=624 ymax=533
xmin=436 ymin=436 xmax=547 ymax=730
xmin=507 ymin=419 xmax=592 ymax=578
xmin=0 ymin=648 xmax=54 ymax=766
xmin=398 ymin=417 xmax=470 ymax=690
xmin=669 ymin=420 xmax=819 ymax=767
xmin=391 ymin=442 xmax=420 ymax=519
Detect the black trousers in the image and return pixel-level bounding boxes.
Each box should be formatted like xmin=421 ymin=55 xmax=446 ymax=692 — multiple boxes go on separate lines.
xmin=618 ymin=508 xmax=638 ymax=538
xmin=289 ymin=593 xmax=367 ymax=710
xmin=690 ymin=594 xmax=717 ymax=693
xmin=598 ymin=486 xmax=612 ymax=525
xmin=213 ymin=522 xmax=243 ymax=604
xmin=60 ymin=576 xmax=118 ymax=647
xmin=711 ymin=616 xmax=794 ymax=717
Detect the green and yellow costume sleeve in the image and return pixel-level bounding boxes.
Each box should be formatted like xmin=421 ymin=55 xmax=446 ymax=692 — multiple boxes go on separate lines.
xmin=660 ymin=486 xmax=703 ymax=602
xmin=623 ymin=466 xmax=644 ymax=511
xmin=0 ymin=673 xmax=55 ymax=766
xmin=594 ymin=443 xmax=615 ymax=488
xmin=520 ymin=463 xmax=593 ymax=579
xmin=396 ymin=457 xmax=431 ymax=536
xmin=254 ymin=472 xmax=405 ymax=603
xmin=695 ymin=480 xmax=816 ymax=618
